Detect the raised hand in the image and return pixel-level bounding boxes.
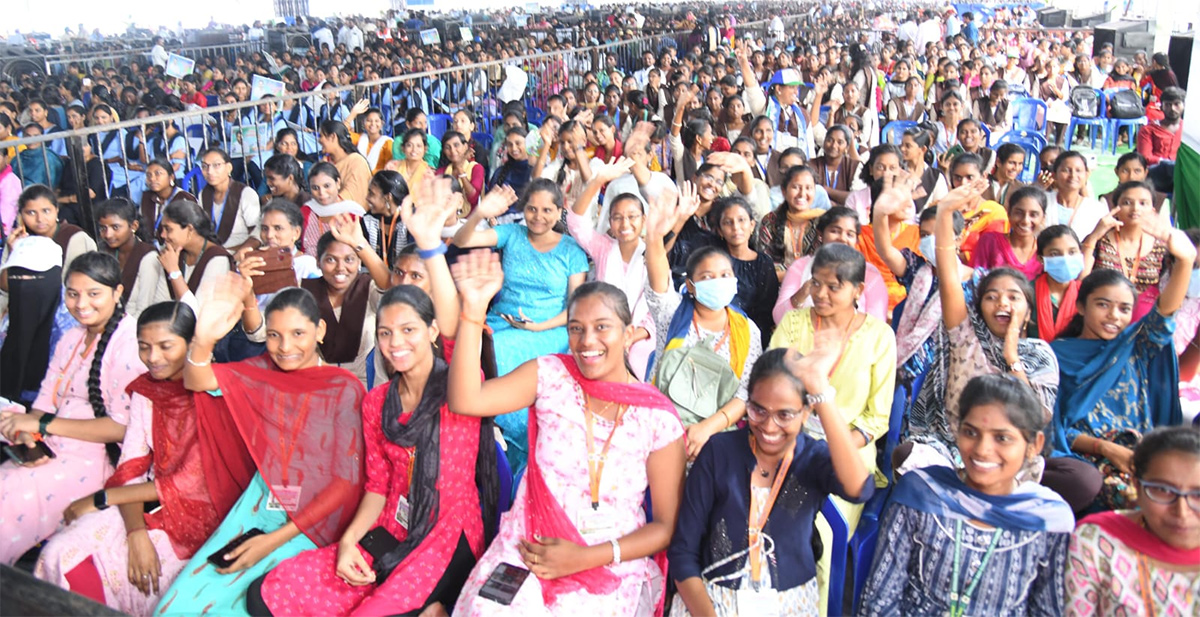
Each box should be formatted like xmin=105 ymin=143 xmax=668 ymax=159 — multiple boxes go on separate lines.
xmin=1096 ymin=205 xmax=1123 ymax=235
xmin=592 ymin=156 xmax=636 ymax=184
xmin=193 ymin=273 xmax=252 ymax=345
xmin=677 ymin=181 xmax=700 ymax=219
xmin=937 ymin=177 xmax=987 ymax=213
xmin=706 ymin=151 xmax=751 ymax=176
xmin=475 ymin=185 xmax=519 ymax=219
xmin=451 ymin=249 xmax=505 ymax=314
xmin=874 ymin=172 xmax=917 ymax=221
xmin=350 ymin=98 xmax=371 ymax=117
xmin=401 ymin=177 xmax=460 ymax=250
xmin=329 ymin=212 xmax=367 ymax=248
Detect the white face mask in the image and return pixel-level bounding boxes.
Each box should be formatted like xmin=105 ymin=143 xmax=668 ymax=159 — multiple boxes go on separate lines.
xmin=919 ymin=235 xmax=937 ymax=261
xmin=1188 ymin=268 xmax=1200 ymax=299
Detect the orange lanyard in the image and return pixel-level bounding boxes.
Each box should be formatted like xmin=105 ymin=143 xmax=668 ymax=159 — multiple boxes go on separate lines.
xmin=813 ymin=314 xmax=855 ymax=376
xmin=584 ymin=397 xmax=628 ymax=510
xmin=380 ymin=214 xmax=399 ymax=269
xmin=405 ymin=446 xmax=417 ymax=488
xmin=51 ymin=334 xmax=99 ymax=408
xmin=748 ymin=435 xmax=794 ymax=583
xmin=692 ymin=311 xmax=731 ymax=352
xmin=1113 ymin=230 xmax=1144 ymax=284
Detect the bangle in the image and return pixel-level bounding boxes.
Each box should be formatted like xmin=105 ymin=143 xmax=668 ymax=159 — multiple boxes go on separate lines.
xmin=718 ymin=408 xmax=733 ymax=429
xmin=935 ymin=245 xmax=957 ymax=251
xmin=609 ymin=538 xmax=622 ymax=565
xmin=38 ymin=413 xmax=56 ymax=437
xmin=460 ymin=313 xmax=488 ymax=328
xmin=417 ymin=243 xmax=449 ymax=259
xmin=127 ymin=527 xmax=148 ymax=537
xmin=186 ymin=349 xmax=212 ymax=367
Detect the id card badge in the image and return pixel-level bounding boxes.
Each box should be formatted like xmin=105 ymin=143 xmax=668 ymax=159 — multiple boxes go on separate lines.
xmin=266 ymin=485 xmax=302 ymax=511
xmin=774 ymin=132 xmax=799 ymax=151
xmin=578 ymin=505 xmax=618 ymax=543
xmin=736 ymin=587 xmax=781 ymax=617
xmin=395 ymin=495 xmax=411 ymax=529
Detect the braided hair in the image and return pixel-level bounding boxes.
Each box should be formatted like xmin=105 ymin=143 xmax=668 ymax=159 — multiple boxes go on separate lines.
xmin=66 ymin=252 xmax=125 ymax=467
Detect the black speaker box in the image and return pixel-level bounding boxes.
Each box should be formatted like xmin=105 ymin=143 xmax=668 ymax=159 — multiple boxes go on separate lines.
xmin=1169 ymin=32 xmax=1193 ymax=91
xmin=1038 ymin=8 xmax=1068 ymax=28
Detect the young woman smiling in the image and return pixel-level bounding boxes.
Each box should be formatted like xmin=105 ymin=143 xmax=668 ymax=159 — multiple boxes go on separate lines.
xmin=262 ymin=154 xmax=312 ymax=207
xmin=390 ymin=129 xmax=432 ymax=193
xmin=197 ymin=148 xmax=262 ymax=250
xmin=438 ymin=130 xmax=484 ymax=209
xmin=95 ymin=198 xmax=167 ymax=319
xmin=301 ymin=162 xmax=367 ymax=257
xmin=138 ymin=158 xmax=196 ymax=240
xmin=811 ymin=125 xmax=857 ymax=205
xmin=452 ymin=180 xmax=588 ymax=469
xmin=1051 ymin=224 xmax=1196 ymax=510
xmin=157 ymin=199 xmax=234 ymax=306
xmin=343 ymin=99 xmax=394 ymax=173
xmin=1045 ymin=150 xmax=1106 ymax=240
xmin=757 ymin=166 xmax=822 ymax=281
xmin=670 ymin=347 xmax=873 ymax=616
xmin=776 ymin=207 xmax=890 ymax=323
xmin=318 ymin=120 xmax=371 ymax=206
xmin=158 ymin=282 xmax=366 ymax=617
xmin=982 ymin=143 xmax=1027 ymax=206
xmin=898 ymin=127 xmax=947 ymax=212
xmin=714 ymin=196 xmax=779 ymax=344
xmin=1084 ymin=181 xmax=1170 ymax=322
xmin=1066 ymin=426 xmax=1200 ymax=615
xmin=970 ymin=185 xmax=1048 ymax=280
xmin=0 ymin=253 xmax=143 ymax=566
xmin=845 ymin=145 xmax=902 ymax=225
xmin=33 ymin=303 xmax=233 ymax=615
xmin=448 ymin=253 xmax=685 ymax=616
xmin=861 ymin=375 xmax=1074 ymax=616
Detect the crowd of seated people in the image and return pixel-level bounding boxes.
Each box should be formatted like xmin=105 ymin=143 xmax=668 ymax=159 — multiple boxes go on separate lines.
xmin=0 ymin=2 xmax=1197 ymax=616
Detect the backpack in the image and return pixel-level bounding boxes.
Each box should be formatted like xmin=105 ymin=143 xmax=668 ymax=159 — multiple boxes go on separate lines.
xmin=1068 ymin=86 xmax=1100 ymax=119
xmin=654 ymin=335 xmax=741 ymax=426
xmin=1108 ymin=89 xmax=1145 ymax=120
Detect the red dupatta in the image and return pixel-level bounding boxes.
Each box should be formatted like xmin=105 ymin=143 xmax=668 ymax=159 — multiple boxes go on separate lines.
xmin=1082 ymin=511 xmax=1200 ymax=565
xmin=194 ymin=354 xmax=366 ymax=547
xmin=1035 ymin=273 xmax=1079 ymax=342
xmin=107 ymin=376 xmax=226 ymax=559
xmin=525 ymin=354 xmax=679 ymax=610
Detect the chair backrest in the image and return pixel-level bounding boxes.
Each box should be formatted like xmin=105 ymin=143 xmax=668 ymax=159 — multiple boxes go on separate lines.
xmin=183 ymin=164 xmax=206 ymax=194
xmin=1010 ymin=97 xmax=1047 ymax=132
xmin=995 ymin=129 xmax=1045 ymax=184
xmin=979 ymin=122 xmax=991 ymax=148
xmin=428 ymin=113 xmax=451 ymax=140
xmin=1107 ymin=88 xmax=1145 ymax=120
xmin=882 ymin=120 xmax=918 ymax=145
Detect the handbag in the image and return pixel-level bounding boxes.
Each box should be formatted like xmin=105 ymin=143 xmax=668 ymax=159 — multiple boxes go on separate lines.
xmin=654 ymin=334 xmax=740 ymax=426
xmin=244 ymin=247 xmax=296 ymax=295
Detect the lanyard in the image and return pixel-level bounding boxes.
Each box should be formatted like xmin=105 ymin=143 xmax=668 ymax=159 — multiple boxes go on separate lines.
xmin=51 ymin=334 xmax=99 ymax=409
xmin=813 ymin=313 xmax=856 ymax=376
xmin=692 ymin=310 xmax=730 ymax=352
xmin=824 ymin=163 xmax=839 ymax=190
xmin=786 ymin=221 xmax=808 ymax=260
xmin=1113 ymin=230 xmax=1145 ymax=284
xmin=948 ymin=520 xmax=1003 ymax=617
xmin=381 ymin=214 xmax=400 ymax=269
xmin=584 ymin=397 xmax=628 ymax=510
xmin=747 ymin=435 xmax=794 ymax=584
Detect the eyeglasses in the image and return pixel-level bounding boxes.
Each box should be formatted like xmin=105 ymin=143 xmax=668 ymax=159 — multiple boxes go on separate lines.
xmin=745 ymin=401 xmax=802 ymax=428
xmin=609 ymin=214 xmax=642 ymax=225
xmin=1139 ymin=480 xmax=1200 ymax=512
xmin=200 ymin=162 xmax=227 ymax=171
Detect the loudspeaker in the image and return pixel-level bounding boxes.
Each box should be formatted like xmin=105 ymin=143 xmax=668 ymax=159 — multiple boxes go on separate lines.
xmin=1169 ymin=32 xmax=1193 ymax=91
xmin=1038 ymin=8 xmax=1068 ymax=28
xmin=1071 ymin=11 xmax=1114 ymax=29
xmin=1094 ymin=20 xmax=1152 ymax=57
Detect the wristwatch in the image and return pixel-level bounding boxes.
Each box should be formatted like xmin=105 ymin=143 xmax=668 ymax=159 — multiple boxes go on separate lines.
xmin=167 ymin=270 xmax=182 ymax=280
xmin=1008 ymin=360 xmax=1027 ymax=374
xmin=93 ymin=490 xmax=110 ymax=511
xmin=805 ymin=387 xmax=837 ymax=407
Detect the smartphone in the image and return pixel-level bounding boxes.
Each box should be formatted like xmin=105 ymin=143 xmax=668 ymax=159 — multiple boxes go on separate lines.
xmin=207 ymin=528 xmax=265 ymax=568
xmin=358 ymin=526 xmax=401 ymax=562
xmin=502 ymin=313 xmax=533 ymax=324
xmin=477 ymin=563 xmax=531 ymax=606
xmin=3 ymin=441 xmax=55 ymax=464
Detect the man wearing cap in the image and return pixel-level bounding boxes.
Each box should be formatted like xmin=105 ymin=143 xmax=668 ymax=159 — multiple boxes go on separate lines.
xmin=737 ymin=46 xmax=814 ymax=157
xmin=1003 ymin=48 xmax=1029 ymax=92
xmin=944 ymin=8 xmax=961 ymax=39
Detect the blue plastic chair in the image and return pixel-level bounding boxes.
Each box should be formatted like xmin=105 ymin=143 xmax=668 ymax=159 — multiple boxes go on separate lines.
xmin=428 ymin=113 xmax=451 ymax=140
xmin=526 ymin=106 xmax=546 ymax=127
xmin=819 ymin=105 xmax=831 ymax=125
xmin=979 ymin=123 xmax=992 ymax=148
xmin=823 ymin=498 xmax=849 ymax=617
xmin=496 ymin=440 xmax=514 ymax=514
xmin=1010 ymin=97 xmax=1047 ymax=132
xmin=472 ymin=131 xmax=494 ymax=156
xmin=882 ymin=120 xmax=917 ymax=145
xmin=995 ymin=129 xmax=1046 ymax=184
xmin=1065 ymin=88 xmax=1108 ymax=150
xmin=183 ymin=165 xmax=206 ymax=194
xmin=1104 ymin=88 xmax=1147 ymax=155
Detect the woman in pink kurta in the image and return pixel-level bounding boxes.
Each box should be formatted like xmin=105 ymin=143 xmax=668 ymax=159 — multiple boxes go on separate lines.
xmin=566 ymin=176 xmax=656 ymax=380
xmin=968 ymin=186 xmax=1050 ymax=282
xmin=0 ymin=253 xmax=143 ymax=565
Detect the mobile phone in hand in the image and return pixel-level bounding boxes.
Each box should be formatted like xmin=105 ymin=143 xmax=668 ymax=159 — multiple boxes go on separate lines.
xmin=207 ymin=528 xmax=265 ymax=568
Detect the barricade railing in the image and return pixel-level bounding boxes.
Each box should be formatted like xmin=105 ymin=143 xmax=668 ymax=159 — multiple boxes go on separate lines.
xmin=43 ymin=41 xmax=268 ymax=75
xmin=2 ymin=31 xmax=727 ymax=237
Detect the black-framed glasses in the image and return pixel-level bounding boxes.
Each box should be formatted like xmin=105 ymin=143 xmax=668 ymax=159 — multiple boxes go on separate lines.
xmin=745 ymin=401 xmax=802 ymax=428
xmin=1139 ymin=480 xmax=1200 ymax=512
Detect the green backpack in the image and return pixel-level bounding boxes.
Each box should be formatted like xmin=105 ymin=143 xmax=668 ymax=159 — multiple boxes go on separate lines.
xmin=654 ymin=334 xmax=741 ymax=426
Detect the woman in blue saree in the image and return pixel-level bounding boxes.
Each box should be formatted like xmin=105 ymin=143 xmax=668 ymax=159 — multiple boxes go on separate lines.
xmin=1051 ymin=223 xmax=1196 ymax=509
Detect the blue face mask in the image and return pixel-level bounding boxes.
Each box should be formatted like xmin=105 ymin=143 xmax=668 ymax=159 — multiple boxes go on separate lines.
xmin=692 ymin=277 xmax=739 ymax=310
xmin=1043 ymin=254 xmax=1085 ymax=284
xmin=1188 ymin=268 xmax=1200 ymax=299
xmin=919 ymin=235 xmax=937 ymax=261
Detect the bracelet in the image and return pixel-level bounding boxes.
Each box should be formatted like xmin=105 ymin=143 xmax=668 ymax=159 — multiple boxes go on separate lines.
xmin=935 ymin=245 xmax=957 ymax=251
xmin=38 ymin=413 xmax=56 ymax=437
xmin=609 ymin=538 xmax=622 ymax=566
xmin=417 ymin=243 xmax=449 ymax=259
xmin=460 ymin=313 xmax=488 ymax=328
xmin=718 ymin=408 xmax=733 ymax=429
xmin=186 ymin=349 xmax=213 ymax=367
xmin=127 ymin=527 xmax=148 ymax=537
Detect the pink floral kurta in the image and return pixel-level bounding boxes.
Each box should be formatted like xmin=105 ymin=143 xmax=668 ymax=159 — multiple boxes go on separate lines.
xmin=454 ymin=355 xmax=683 ymax=616
xmin=0 ymin=318 xmax=142 ymax=565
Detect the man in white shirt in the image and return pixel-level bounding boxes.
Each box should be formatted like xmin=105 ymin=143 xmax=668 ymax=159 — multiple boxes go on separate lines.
xmin=247 ymin=21 xmax=265 ymax=41
xmin=917 ymin=11 xmax=943 ymax=52
xmin=944 ymin=9 xmax=961 ymax=39
xmin=898 ymin=13 xmax=919 ymax=44
xmin=312 ymin=22 xmax=334 ymax=54
xmin=633 ymin=51 xmax=655 ymax=89
xmin=150 ymin=37 xmax=169 ymax=68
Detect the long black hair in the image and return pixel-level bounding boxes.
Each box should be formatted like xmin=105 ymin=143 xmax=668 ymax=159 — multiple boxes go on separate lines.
xmin=66 ymin=252 xmax=126 ymax=466
xmin=1060 ymin=269 xmax=1135 ymax=338
xmin=373 ymin=286 xmax=499 ymax=580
